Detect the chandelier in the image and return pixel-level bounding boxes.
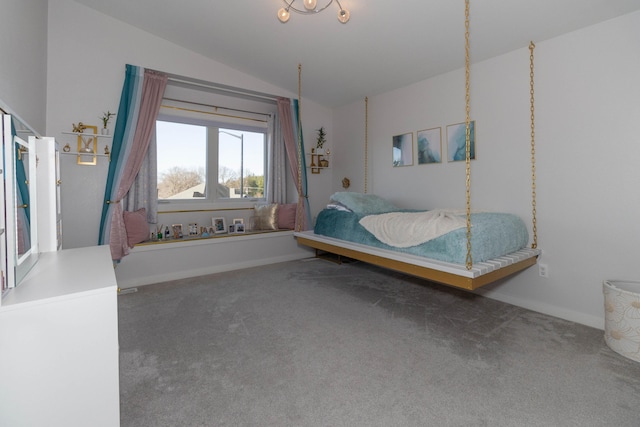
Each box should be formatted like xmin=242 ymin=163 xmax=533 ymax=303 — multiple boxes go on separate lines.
xmin=277 ymin=0 xmax=350 ymax=24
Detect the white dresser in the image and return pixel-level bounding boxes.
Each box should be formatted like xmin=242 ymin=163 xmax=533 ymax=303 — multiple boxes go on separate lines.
xmin=0 ymin=245 xmax=120 ymax=426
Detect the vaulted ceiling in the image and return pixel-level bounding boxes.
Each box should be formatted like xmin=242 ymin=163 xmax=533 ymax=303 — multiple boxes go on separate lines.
xmin=71 ymin=0 xmax=640 ymax=108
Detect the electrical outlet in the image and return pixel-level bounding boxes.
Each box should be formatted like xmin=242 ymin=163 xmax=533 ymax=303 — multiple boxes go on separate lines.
xmin=538 ymin=263 xmax=549 ymax=278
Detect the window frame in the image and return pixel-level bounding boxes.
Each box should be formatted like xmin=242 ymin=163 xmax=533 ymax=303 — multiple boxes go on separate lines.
xmin=156 ymin=112 xmax=268 ymax=209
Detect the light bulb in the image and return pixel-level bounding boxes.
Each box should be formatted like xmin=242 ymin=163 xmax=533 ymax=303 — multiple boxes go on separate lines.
xmin=337 ymin=8 xmax=350 ymax=23
xmin=277 ymin=8 xmax=290 ymax=23
xmin=303 ymin=0 xmax=317 ymax=11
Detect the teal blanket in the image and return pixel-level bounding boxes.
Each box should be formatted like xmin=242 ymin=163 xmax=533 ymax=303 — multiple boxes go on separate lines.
xmin=314 ymin=209 xmax=529 ymax=264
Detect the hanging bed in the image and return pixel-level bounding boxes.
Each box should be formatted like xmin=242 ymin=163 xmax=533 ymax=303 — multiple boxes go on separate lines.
xmin=293 ymin=1 xmax=540 ymax=291
xmin=294 ymin=193 xmax=540 ymax=290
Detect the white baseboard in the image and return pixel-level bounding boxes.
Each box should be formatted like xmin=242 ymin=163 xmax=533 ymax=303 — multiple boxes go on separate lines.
xmin=478 ymin=288 xmax=604 ymax=330
xmin=116 ymin=252 xmax=310 ymax=289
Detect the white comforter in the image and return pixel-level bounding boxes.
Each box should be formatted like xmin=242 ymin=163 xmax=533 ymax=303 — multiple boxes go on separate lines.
xmin=358 ymin=210 xmax=467 ymax=248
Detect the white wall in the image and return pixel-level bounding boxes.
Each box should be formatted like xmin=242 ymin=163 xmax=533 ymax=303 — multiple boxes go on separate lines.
xmin=0 ymin=0 xmax=48 ymax=133
xmin=115 ymin=232 xmax=311 ymax=288
xmin=333 ymin=11 xmax=640 ymax=329
xmin=26 ymin=1 xmax=638 ymax=328
xmin=46 ymin=0 xmax=332 ymax=249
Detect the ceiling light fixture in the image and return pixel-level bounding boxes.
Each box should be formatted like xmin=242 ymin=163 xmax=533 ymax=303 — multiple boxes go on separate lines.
xmin=277 ymin=0 xmax=350 ymax=24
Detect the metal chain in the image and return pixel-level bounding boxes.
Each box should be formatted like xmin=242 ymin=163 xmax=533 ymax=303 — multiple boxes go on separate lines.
xmin=296 ymin=63 xmax=304 ymax=232
xmin=364 ymin=96 xmax=368 ymax=194
xmin=529 ymin=42 xmax=538 ymax=249
xmin=464 ymin=0 xmax=472 ymax=270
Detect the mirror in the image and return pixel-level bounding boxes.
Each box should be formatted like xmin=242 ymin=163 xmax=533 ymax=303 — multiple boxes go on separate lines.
xmin=16 ymin=136 xmax=32 ymax=258
xmin=2 ymin=112 xmax=39 ymax=289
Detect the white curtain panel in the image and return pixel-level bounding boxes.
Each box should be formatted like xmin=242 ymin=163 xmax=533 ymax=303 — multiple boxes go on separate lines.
xmin=123 ymin=131 xmax=158 ymax=224
xmin=266 ymin=112 xmax=287 ymax=204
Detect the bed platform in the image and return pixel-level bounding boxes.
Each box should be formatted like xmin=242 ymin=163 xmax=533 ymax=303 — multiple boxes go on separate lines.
xmin=294 ymin=231 xmax=540 ymax=291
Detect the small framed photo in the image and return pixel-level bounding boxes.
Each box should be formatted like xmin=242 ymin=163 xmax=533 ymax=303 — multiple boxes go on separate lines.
xmin=171 ymin=224 xmax=183 ymax=239
xmin=417 ymin=127 xmax=442 ymax=164
xmin=207 ymin=226 xmax=215 ymax=235
xmin=235 ymin=223 xmax=245 ymax=233
xmin=229 ymin=224 xmax=236 ymax=233
xmin=233 ymin=218 xmax=244 ymax=225
xmin=188 ymin=223 xmax=199 ymax=236
xmin=392 ymin=132 xmax=414 ymax=167
xmin=447 ymin=121 xmax=476 ymax=162
xmin=212 ymin=217 xmax=227 ymax=234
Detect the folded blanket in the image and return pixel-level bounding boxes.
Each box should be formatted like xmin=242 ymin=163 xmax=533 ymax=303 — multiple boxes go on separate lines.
xmin=359 ymin=210 xmax=467 ymax=248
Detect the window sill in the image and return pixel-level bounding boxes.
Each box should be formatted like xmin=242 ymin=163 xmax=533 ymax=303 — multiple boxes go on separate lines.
xmin=132 ymin=229 xmax=294 ymax=252
xmin=156 ymin=200 xmax=264 ymax=212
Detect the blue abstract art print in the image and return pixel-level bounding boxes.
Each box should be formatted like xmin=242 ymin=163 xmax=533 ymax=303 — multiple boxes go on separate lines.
xmin=417 ymin=127 xmax=442 ymax=164
xmin=392 ymin=132 xmax=414 ymax=167
xmin=446 ymin=121 xmax=476 ymax=162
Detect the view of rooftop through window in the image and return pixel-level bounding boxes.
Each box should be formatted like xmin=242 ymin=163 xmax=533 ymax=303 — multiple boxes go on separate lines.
xmin=156 ymin=120 xmax=265 ymax=200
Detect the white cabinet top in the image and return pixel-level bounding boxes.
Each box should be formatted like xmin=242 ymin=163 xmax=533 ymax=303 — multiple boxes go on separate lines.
xmin=0 ymin=245 xmax=116 ymax=311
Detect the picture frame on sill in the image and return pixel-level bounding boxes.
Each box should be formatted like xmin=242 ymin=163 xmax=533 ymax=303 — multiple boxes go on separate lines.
xmin=233 ymin=218 xmax=244 ymax=225
xmin=212 ymin=217 xmax=227 ymax=234
xmin=188 ymin=223 xmax=199 ymax=236
xmin=229 ymin=224 xmax=236 ymax=233
xmin=171 ymin=224 xmax=183 ymax=239
xmin=235 ymin=223 xmax=245 ymax=233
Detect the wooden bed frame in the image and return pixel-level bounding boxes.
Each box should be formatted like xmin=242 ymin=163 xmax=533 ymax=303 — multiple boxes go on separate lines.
xmin=294 ymin=231 xmax=540 ymax=291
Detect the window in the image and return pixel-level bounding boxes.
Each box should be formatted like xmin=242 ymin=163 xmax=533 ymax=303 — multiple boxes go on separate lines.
xmin=156 ymin=119 xmax=266 ymax=203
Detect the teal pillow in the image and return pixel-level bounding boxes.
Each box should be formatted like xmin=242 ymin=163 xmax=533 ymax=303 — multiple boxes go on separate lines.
xmin=330 ymin=192 xmax=398 ymax=215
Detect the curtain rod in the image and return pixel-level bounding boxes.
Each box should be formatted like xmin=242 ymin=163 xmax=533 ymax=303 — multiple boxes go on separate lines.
xmin=163 ymin=97 xmax=271 ymax=118
xmin=160 ymin=104 xmax=268 ymax=124
xmin=154 ymin=69 xmax=280 ymax=105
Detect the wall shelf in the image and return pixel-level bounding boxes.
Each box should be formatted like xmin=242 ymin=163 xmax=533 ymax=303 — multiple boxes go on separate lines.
xmin=61 ymin=131 xmax=112 ymax=138
xmin=60 ymin=131 xmax=111 ymax=165
xmin=60 ymin=150 xmax=111 ymax=159
xmin=307 ymin=151 xmax=330 ymax=174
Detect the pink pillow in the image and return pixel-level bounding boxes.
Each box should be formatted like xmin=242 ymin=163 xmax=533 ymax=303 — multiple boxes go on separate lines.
xmin=278 ymin=203 xmax=297 ymax=230
xmin=123 ymin=208 xmax=149 ymax=247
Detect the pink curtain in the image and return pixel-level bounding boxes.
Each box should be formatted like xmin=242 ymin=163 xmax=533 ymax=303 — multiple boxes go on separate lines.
xmin=110 ymin=70 xmax=168 ymax=260
xmin=277 ymin=97 xmax=308 ymax=231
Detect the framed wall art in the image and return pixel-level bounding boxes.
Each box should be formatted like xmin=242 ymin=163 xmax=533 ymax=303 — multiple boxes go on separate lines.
xmin=392 ymin=132 xmax=413 ymax=167
xmin=417 ymin=127 xmax=442 ymax=164
xmin=446 ymin=121 xmax=476 ymax=162
xmin=76 ymin=124 xmax=98 ymax=165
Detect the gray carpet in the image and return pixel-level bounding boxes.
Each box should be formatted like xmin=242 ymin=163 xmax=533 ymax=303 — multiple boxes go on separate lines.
xmin=118 ymin=258 xmax=640 ymax=426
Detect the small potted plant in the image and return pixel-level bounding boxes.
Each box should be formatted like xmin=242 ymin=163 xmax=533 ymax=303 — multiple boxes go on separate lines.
xmin=100 ymin=111 xmax=116 ymax=135
xmin=315 ymin=126 xmax=327 ymax=154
